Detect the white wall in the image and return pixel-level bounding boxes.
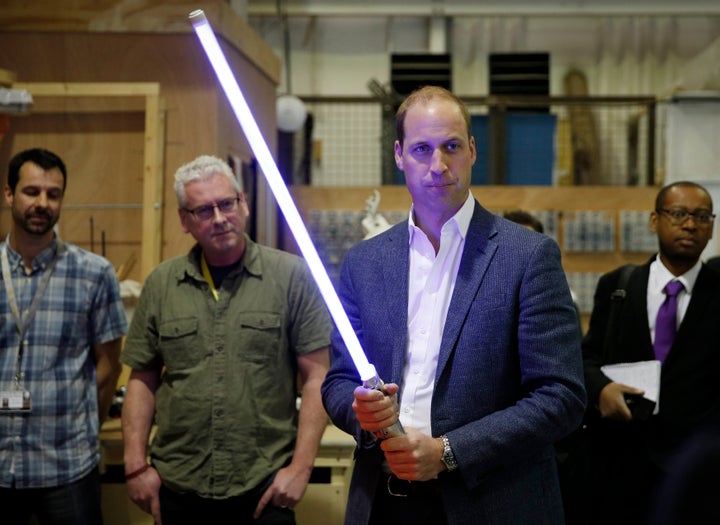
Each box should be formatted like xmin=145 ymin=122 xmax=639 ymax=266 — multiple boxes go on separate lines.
xmin=249 ymin=14 xmax=720 ymax=97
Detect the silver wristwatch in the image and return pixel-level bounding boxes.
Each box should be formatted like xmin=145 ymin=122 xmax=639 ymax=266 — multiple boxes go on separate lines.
xmin=440 ymin=434 xmax=458 ymax=471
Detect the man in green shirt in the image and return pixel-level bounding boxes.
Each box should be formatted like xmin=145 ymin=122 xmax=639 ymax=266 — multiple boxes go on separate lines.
xmin=121 ymin=155 xmax=332 ymax=524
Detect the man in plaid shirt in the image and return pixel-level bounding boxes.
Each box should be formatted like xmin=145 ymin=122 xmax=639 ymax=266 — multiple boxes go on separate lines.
xmin=0 ymin=148 xmax=127 ymax=524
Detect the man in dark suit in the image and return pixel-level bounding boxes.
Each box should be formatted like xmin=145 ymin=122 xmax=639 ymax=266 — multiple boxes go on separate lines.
xmin=580 ymin=181 xmax=720 ymax=525
xmin=320 ymin=86 xmax=586 ymax=525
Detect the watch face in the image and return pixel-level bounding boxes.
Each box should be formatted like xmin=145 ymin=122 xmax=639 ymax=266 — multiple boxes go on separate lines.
xmin=443 ymin=449 xmax=457 ymax=471
xmin=443 ymin=452 xmax=456 ymax=469
xmin=442 ymin=438 xmax=457 ymax=471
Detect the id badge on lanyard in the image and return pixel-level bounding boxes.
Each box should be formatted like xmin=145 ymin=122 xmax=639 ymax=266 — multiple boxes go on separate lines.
xmin=0 ymin=341 xmax=32 ymax=413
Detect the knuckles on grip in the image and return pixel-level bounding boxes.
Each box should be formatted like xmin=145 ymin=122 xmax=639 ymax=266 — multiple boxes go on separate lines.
xmin=361 ymin=374 xmax=405 ymax=439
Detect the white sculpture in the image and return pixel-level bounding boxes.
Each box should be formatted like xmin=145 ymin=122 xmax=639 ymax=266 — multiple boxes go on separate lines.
xmin=361 ymin=189 xmax=392 ymax=240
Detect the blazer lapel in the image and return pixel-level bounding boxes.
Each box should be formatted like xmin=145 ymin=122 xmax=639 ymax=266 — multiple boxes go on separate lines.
xmin=627 ymin=262 xmax=654 ymax=357
xmin=379 ymin=223 xmax=411 ymax=382
xmin=435 ymin=203 xmax=497 ymax=379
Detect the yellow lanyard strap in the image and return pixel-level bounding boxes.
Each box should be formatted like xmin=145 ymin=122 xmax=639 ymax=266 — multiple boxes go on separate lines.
xmin=200 ymin=253 xmax=219 ymax=302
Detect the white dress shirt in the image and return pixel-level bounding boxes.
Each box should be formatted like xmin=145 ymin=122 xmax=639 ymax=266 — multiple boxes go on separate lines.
xmin=399 ymin=192 xmax=474 ymax=435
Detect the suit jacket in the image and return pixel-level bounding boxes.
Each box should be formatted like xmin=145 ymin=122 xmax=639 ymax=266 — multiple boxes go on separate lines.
xmin=583 ymin=257 xmax=720 ymax=465
xmin=321 ymin=201 xmax=587 ymax=525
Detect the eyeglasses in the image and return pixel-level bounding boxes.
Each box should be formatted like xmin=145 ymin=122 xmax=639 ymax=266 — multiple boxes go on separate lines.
xmin=184 ymin=197 xmax=240 ymax=221
xmin=656 ymin=208 xmax=716 ymax=226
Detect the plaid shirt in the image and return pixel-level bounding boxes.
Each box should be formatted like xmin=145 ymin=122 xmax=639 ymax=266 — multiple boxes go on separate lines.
xmin=0 ymin=237 xmax=128 ymax=488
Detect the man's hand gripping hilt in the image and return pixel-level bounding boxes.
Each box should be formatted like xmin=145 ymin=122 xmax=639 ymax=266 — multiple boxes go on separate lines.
xmin=362 ymin=374 xmax=405 ymax=439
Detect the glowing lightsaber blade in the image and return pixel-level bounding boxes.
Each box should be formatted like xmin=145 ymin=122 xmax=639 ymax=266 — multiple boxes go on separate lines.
xmin=188 ymin=9 xmax=396 ymax=403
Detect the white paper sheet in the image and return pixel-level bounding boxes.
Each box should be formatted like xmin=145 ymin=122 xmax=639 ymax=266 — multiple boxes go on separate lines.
xmin=600 ymin=360 xmax=661 ymax=415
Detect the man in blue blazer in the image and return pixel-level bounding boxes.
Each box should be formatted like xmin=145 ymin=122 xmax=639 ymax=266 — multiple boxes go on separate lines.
xmin=321 ymin=86 xmax=586 ymax=525
xmin=578 ymin=181 xmax=720 ymax=525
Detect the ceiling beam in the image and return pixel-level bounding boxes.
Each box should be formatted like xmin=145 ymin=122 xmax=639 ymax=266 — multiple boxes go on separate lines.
xmin=247 ymin=1 xmax=720 ymax=18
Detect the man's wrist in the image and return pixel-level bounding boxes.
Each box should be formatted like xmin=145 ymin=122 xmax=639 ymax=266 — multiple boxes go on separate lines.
xmin=125 ymin=463 xmax=150 ymax=480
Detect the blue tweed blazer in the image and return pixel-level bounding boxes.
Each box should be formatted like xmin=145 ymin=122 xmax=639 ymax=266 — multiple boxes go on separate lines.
xmin=321 ymin=200 xmax=586 ymax=525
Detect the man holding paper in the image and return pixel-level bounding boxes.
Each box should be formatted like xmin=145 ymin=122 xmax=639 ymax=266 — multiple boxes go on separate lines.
xmin=577 ymin=181 xmax=720 ymax=525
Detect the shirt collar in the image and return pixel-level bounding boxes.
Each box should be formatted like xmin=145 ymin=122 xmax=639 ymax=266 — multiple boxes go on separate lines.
xmin=649 ymin=255 xmax=702 ymax=295
xmin=407 ymin=191 xmax=474 ymax=244
xmin=179 ymin=235 xmax=261 ymax=282
xmin=3 ymin=234 xmax=61 ymax=272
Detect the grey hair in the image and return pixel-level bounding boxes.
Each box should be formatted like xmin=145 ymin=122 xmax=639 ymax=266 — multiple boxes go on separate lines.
xmin=173 ymin=155 xmax=241 ymax=207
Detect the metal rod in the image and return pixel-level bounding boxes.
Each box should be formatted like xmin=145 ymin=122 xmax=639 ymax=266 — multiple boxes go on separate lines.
xmin=62 ymin=204 xmax=144 ymax=210
xmin=89 ymin=216 xmax=94 ymax=253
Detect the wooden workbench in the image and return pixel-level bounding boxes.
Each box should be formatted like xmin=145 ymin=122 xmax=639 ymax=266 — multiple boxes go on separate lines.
xmin=99 ymin=420 xmax=356 ymax=525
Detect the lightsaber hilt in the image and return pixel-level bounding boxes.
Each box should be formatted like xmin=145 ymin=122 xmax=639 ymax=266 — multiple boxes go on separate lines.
xmin=362 ymin=373 xmax=405 ymax=439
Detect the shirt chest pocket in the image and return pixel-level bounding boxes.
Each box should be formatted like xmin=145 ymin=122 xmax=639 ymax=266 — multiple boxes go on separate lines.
xmin=158 ymin=317 xmax=204 ymax=371
xmin=236 ymin=312 xmax=282 ymax=364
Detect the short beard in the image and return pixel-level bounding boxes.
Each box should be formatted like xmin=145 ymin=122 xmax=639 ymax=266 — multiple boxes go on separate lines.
xmin=13 ymin=207 xmax=59 ymax=237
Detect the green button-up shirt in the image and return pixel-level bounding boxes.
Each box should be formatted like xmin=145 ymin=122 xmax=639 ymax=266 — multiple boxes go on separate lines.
xmin=121 ymin=238 xmax=332 ymax=497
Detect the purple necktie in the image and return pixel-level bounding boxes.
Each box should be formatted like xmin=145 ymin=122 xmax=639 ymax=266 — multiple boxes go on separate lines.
xmin=654 ymin=280 xmax=684 ymax=362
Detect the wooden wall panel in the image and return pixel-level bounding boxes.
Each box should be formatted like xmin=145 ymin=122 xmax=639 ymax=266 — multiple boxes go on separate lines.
xmin=0 ymin=1 xmax=280 ymax=85
xmin=0 ymin=107 xmax=146 ymax=280
xmin=1 ymin=25 xmax=279 ymax=280
xmin=286 ymin=185 xmax=659 ymax=213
